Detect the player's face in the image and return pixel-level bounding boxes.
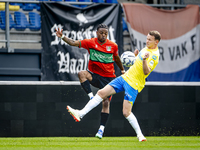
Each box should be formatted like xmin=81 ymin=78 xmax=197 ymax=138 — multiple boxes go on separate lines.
xmin=146 ymin=34 xmax=158 ymax=49
xmin=96 ymin=28 xmax=108 ymax=43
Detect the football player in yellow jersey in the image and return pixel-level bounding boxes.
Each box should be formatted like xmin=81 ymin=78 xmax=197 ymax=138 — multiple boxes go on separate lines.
xmin=67 ymin=31 xmax=161 ymax=142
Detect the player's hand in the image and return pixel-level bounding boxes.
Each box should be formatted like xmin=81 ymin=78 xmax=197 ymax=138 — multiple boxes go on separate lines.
xmin=121 ymin=70 xmax=125 ymax=74
xmin=143 ymin=52 xmax=149 ymax=60
xmin=134 ymin=49 xmax=139 ymax=56
xmin=55 ymin=28 xmax=63 ymax=38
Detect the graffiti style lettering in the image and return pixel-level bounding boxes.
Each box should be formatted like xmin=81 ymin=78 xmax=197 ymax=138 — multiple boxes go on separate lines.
xmin=51 ymin=24 xmax=116 ymax=46
xmin=57 ymin=51 xmax=89 ymax=74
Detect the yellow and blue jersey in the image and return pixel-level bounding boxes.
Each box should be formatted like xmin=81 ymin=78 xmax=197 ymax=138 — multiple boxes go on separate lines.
xmin=122 ymin=47 xmax=159 ymax=92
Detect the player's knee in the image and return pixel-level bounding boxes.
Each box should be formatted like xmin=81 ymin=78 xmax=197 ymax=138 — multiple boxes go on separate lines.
xmin=78 ymin=71 xmax=84 ymax=80
xmin=102 ymin=98 xmax=110 ymax=108
xmin=97 ymin=89 xmax=106 ymax=99
xmin=122 ymin=109 xmax=130 ymax=118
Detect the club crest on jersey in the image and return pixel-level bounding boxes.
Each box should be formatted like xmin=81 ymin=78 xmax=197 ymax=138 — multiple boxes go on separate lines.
xmin=152 ymin=55 xmax=157 ymax=60
xmin=106 ymin=46 xmax=111 ymax=51
xmin=96 ymin=45 xmax=98 ymax=48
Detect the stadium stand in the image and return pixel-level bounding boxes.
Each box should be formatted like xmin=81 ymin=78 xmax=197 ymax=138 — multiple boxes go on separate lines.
xmin=22 ymin=3 xmax=35 ymax=11
xmin=9 ymin=3 xmax=23 ymax=8
xmin=92 ymin=0 xmax=105 ymax=3
xmin=29 ymin=12 xmax=41 ymax=31
xmin=0 ymin=3 xmax=5 ymax=11
xmin=22 ymin=0 xmax=38 ymax=11
xmin=8 ymin=5 xmax=20 ymax=11
xmin=64 ymin=0 xmax=80 ymax=7
xmin=0 ymin=11 xmax=15 ymax=30
xmin=14 ymin=11 xmax=30 ymax=31
xmin=0 ymin=2 xmax=20 ymax=11
xmin=78 ymin=0 xmax=91 ymax=7
xmin=106 ymin=0 xmax=118 ymax=3
xmin=122 ymin=17 xmax=128 ymax=32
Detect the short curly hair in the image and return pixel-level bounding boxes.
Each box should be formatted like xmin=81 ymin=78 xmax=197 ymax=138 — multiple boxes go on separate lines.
xmin=97 ymin=24 xmax=109 ymax=31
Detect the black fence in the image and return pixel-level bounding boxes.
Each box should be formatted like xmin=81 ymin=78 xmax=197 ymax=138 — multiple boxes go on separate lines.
xmin=0 ymin=82 xmax=199 ymax=137
xmin=0 ymin=49 xmax=41 ymax=81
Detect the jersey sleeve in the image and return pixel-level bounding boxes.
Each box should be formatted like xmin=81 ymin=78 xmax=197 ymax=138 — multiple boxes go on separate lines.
xmin=78 ymin=39 xmax=91 ymax=51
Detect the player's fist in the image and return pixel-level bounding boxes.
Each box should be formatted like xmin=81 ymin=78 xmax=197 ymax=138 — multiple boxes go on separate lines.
xmin=143 ymin=52 xmax=149 ymax=60
xmin=134 ymin=49 xmax=139 ymax=56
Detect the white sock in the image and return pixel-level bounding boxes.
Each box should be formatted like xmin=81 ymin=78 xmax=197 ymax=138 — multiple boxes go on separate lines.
xmin=79 ymin=94 xmax=103 ymax=118
xmin=88 ymin=92 xmax=94 ymax=99
xmin=126 ymin=113 xmax=143 ymax=136
xmin=99 ymin=125 xmax=105 ymax=132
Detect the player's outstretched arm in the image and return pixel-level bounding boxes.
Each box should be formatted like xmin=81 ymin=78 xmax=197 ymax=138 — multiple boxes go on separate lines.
xmin=55 ymin=28 xmax=80 ymax=47
xmin=114 ymin=55 xmax=125 ymax=74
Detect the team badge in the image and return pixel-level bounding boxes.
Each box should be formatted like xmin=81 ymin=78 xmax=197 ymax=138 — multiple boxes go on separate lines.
xmin=152 ymin=55 xmax=157 ymax=60
xmin=106 ymin=46 xmax=111 ymax=51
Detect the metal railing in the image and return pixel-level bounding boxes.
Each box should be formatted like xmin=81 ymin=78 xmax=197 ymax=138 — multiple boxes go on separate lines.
xmin=160 ymin=0 xmax=185 ymax=5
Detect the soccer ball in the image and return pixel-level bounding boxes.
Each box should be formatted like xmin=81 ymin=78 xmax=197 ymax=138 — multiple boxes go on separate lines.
xmin=120 ymin=51 xmax=136 ymax=67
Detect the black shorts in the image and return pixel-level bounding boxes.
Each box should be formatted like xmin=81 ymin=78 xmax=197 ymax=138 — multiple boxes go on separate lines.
xmin=88 ymin=71 xmax=115 ymax=100
xmin=88 ymin=70 xmax=115 ymax=89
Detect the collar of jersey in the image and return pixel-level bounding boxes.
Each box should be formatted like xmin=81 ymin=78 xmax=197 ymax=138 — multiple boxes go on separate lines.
xmin=146 ymin=46 xmax=158 ymax=51
xmin=97 ymin=39 xmax=107 ymax=45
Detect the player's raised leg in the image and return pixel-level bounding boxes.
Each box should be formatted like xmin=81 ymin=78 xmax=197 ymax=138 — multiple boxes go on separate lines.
xmin=66 ymin=106 xmax=81 ymax=122
xmin=67 ymin=94 xmax=103 ymax=122
xmin=67 ymin=85 xmax=116 ymax=122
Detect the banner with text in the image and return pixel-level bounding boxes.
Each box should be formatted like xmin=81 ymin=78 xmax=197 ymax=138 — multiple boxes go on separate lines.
xmin=123 ymin=4 xmax=200 ymax=81
xmin=41 ymin=3 xmax=123 ymax=81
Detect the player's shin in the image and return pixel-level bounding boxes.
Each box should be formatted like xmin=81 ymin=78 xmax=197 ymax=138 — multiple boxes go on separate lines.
xmin=126 ymin=113 xmax=143 ymax=136
xmin=81 ymin=80 xmax=94 ymax=99
xmin=79 ymin=94 xmax=103 ymax=118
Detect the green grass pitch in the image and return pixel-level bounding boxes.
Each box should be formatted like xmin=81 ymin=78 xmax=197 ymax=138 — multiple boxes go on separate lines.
xmin=0 ymin=136 xmax=199 ymax=150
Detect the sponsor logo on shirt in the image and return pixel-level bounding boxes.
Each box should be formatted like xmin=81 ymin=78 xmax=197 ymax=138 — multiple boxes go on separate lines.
xmin=90 ymin=49 xmax=114 ymax=63
xmin=149 ymin=60 xmax=154 ymax=66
